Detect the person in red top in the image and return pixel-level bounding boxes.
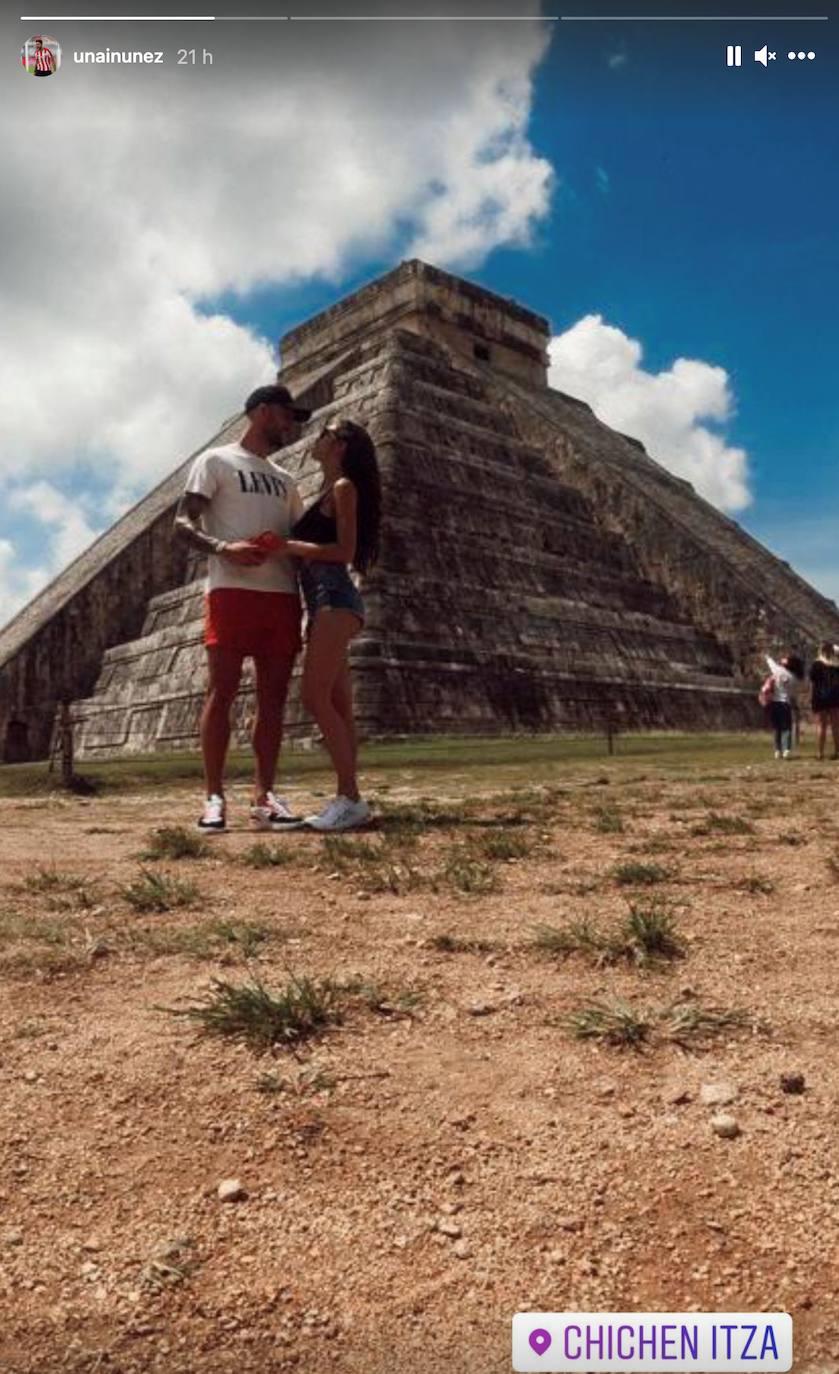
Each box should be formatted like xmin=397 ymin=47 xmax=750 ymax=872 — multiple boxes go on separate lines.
xmin=174 ymin=384 xmax=311 ymax=833
xmin=32 ymin=38 xmax=56 ymax=76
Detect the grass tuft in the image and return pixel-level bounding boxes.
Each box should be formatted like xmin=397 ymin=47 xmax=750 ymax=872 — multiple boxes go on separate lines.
xmin=733 ymin=874 xmax=775 ymax=895
xmin=429 ymin=933 xmax=498 ymax=954
xmin=691 ymin=812 xmax=755 ymax=837
xmin=470 ymin=831 xmax=531 ymax=862
xmin=622 ymin=901 xmax=685 ymax=965
xmin=121 ymin=868 xmax=201 ymax=913
xmin=239 ymin=843 xmax=293 ymax=869
xmin=592 ymin=805 xmax=624 ymax=834
xmin=141 ymin=827 xmax=209 ymax=861
xmin=661 ymin=1000 xmax=753 ymax=1048
xmin=567 ymin=999 xmax=652 ymax=1048
xmin=612 ymin=861 xmax=671 ymax=887
xmin=162 ymin=973 xmax=341 ymax=1051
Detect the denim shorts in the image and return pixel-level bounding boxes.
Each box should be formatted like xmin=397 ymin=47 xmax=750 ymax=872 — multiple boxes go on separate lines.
xmin=300 ymin=562 xmax=365 ymax=627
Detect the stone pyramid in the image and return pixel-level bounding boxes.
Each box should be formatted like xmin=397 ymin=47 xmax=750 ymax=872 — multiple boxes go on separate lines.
xmin=2 ymin=260 xmax=838 ymax=762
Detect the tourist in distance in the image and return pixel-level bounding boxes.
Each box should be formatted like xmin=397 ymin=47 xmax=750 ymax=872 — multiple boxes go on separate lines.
xmin=173 ymin=384 xmax=310 ymax=833
xmin=271 ymin=418 xmax=381 ymax=833
xmin=809 ymin=641 xmax=839 ymax=760
xmin=764 ymin=650 xmax=805 ymax=760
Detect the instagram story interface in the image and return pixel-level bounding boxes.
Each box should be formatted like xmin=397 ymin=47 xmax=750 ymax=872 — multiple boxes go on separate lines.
xmin=3 ymin=1 xmax=837 ymax=1372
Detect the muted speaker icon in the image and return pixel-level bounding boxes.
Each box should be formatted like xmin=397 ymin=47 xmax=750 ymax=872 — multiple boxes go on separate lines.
xmin=755 ymin=45 xmax=768 ymax=65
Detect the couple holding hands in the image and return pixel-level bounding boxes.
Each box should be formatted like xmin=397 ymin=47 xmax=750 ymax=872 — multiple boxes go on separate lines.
xmin=174 ymin=383 xmax=381 ymax=834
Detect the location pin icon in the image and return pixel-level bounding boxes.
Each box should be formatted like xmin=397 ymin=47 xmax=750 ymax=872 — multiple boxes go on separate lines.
xmin=529 ymin=1328 xmax=552 ymax=1357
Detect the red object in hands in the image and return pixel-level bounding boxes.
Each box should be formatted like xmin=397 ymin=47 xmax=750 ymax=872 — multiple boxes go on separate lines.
xmin=251 ymin=530 xmax=283 ymax=552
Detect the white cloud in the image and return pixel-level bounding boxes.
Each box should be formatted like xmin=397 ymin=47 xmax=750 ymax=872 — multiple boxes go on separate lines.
xmin=8 ymin=481 xmax=100 ymax=570
xmin=548 ymin=314 xmax=752 ymax=512
xmin=1 ymin=8 xmax=552 ymax=629
xmin=0 ymin=538 xmax=50 ymax=629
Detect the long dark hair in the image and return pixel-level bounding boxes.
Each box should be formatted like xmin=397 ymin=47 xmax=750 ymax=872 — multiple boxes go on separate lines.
xmin=784 ymin=652 xmax=805 ymax=680
xmin=335 ymin=419 xmax=381 ymax=575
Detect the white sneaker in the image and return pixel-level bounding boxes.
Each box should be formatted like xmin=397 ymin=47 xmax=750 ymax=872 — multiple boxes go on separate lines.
xmin=250 ymin=791 xmax=304 ymax=831
xmin=774 ymin=750 xmax=781 ymax=760
xmin=782 ymin=750 xmax=791 ymax=759
xmin=198 ymin=794 xmax=226 ymax=832
xmin=304 ymin=796 xmax=371 ymax=832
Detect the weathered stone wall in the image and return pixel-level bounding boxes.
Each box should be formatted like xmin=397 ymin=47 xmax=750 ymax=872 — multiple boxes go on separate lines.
xmin=0 ymin=499 xmax=191 ymax=763
xmin=471 ymin=359 xmax=839 ymax=676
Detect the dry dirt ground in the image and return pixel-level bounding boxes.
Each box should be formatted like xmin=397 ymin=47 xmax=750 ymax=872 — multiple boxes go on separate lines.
xmin=1 ymin=756 xmax=839 ymax=1374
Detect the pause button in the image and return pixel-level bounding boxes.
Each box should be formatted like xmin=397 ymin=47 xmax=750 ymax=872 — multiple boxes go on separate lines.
xmin=726 ymin=45 xmax=742 ymax=66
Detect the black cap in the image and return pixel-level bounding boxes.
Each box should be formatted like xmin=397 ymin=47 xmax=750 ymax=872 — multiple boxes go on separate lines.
xmin=244 ymin=383 xmax=311 ymax=422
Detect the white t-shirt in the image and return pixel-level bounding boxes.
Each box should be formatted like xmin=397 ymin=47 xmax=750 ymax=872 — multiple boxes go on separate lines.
xmin=184 ymin=442 xmax=304 ymax=594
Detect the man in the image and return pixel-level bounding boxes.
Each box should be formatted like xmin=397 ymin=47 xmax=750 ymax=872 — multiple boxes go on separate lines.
xmin=32 ymin=37 xmax=56 ymax=75
xmin=174 ymin=384 xmax=311 ymax=832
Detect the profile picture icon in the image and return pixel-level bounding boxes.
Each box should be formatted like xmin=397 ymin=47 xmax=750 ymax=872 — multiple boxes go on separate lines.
xmin=21 ymin=34 xmax=61 ymax=77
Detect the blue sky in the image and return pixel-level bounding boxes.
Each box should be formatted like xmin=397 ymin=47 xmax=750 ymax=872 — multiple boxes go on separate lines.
xmin=2 ymin=1 xmax=837 ymax=623
xmin=201 ymin=7 xmax=838 ymax=597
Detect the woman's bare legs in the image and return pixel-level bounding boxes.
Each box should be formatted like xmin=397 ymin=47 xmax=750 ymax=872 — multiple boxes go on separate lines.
xmin=300 ymin=610 xmax=362 ymax=800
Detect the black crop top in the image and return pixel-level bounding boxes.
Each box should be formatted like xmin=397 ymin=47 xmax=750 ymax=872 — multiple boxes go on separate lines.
xmin=291 ymin=494 xmax=337 ymax=545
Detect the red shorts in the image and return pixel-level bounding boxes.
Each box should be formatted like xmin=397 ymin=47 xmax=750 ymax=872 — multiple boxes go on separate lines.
xmin=204 ymin=589 xmax=302 ymax=659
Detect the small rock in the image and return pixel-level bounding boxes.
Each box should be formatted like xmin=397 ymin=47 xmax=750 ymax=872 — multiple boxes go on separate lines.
xmin=711 ymin=1114 xmax=741 ymax=1139
xmin=467 ymin=1001 xmax=496 ymax=1017
xmin=82 ymin=1238 xmax=102 ymax=1253
xmin=437 ymin=1219 xmax=462 ymax=1239
xmin=3 ymin=1229 xmax=23 ymax=1247
xmin=661 ymin=1082 xmax=692 ymax=1106
xmin=217 ymin=1178 xmax=248 ymax=1204
xmin=452 ymin=1239 xmax=471 ymax=1259
xmin=780 ymin=1073 xmax=805 ymax=1095
xmin=557 ymin=1216 xmax=583 ymax=1233
xmin=80 ymin=1261 xmax=99 ymax=1278
xmin=23 ymin=1070 xmax=38 ymax=1084
xmin=700 ymin=1081 xmax=738 ymax=1108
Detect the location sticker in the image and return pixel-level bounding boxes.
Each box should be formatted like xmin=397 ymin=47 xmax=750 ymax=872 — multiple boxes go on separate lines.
xmin=529 ymin=1328 xmax=552 ymax=1357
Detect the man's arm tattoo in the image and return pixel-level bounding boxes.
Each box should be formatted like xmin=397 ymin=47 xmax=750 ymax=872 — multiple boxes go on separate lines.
xmin=173 ymin=492 xmax=226 ymax=557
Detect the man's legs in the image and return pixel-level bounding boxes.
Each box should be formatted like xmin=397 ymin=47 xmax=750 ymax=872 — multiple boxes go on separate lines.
xmin=201 ymin=647 xmax=245 ymax=797
xmin=251 ymin=653 xmax=296 ymax=801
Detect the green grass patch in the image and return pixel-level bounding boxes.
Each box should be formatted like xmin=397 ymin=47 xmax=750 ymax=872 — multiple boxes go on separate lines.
xmin=567 ymin=996 xmax=754 ymax=1050
xmin=691 ymin=812 xmax=755 ymax=837
xmin=592 ymin=805 xmax=625 ymax=834
xmin=121 ymin=869 xmax=201 ymax=914
xmin=567 ymin=999 xmax=652 ymax=1048
xmin=0 ymin=909 xmax=78 ymax=947
xmin=429 ymin=933 xmax=499 ymax=955
xmin=612 ymin=861 xmax=671 ymax=887
xmin=162 ymin=973 xmax=341 ymax=1052
xmin=469 ymin=831 xmax=531 ymax=861
xmin=443 ymin=853 xmax=501 ymax=895
xmin=141 ymin=826 xmax=209 ymax=861
xmin=239 ymin=842 xmax=294 ymax=869
xmin=535 ymin=900 xmax=684 ymax=968
xmin=0 ymin=732 xmax=776 ymax=802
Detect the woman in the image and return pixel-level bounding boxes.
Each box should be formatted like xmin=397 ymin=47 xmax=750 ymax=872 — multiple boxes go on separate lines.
xmin=765 ymin=651 xmax=805 ymax=760
xmin=276 ymin=418 xmax=381 ymax=832
xmin=809 ymin=641 xmax=839 ymax=760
